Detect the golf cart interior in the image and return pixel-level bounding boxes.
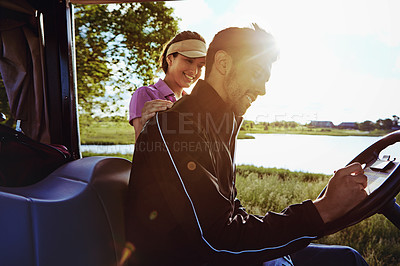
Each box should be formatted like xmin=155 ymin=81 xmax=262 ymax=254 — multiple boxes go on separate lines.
xmin=0 ymin=0 xmax=399 ymax=266
xmin=0 ymin=0 xmax=144 ymax=265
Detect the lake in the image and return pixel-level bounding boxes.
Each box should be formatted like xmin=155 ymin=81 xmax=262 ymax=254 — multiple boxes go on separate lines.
xmin=236 ymin=134 xmax=400 ymax=175
xmin=81 ymin=134 xmax=400 ymax=175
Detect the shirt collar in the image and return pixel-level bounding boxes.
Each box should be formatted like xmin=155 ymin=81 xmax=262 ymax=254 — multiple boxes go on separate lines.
xmin=154 ymin=79 xmax=187 ymax=102
xmin=154 ymin=79 xmax=174 ymax=98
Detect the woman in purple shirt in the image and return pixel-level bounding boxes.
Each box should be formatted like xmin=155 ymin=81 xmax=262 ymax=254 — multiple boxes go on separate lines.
xmin=129 ymin=31 xmax=206 ymax=140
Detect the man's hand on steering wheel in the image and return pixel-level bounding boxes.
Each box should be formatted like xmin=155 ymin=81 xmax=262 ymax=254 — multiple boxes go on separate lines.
xmin=313 ymin=162 xmax=368 ymax=223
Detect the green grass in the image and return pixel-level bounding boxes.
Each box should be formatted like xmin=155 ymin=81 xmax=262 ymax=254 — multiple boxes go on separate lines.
xmin=235 ymin=166 xmax=328 ymax=214
xmin=80 ymin=121 xmax=135 ymax=144
xmin=235 ymin=165 xmax=400 ymax=265
xmin=82 ymin=151 xmax=133 ymax=161
xmin=242 ymin=126 xmax=389 ymax=137
xmin=237 ymin=132 xmax=255 ymax=139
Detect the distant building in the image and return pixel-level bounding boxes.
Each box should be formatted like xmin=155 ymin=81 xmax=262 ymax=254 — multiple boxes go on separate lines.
xmin=310 ymin=121 xmax=334 ymax=128
xmin=338 ymin=122 xmax=358 ymax=129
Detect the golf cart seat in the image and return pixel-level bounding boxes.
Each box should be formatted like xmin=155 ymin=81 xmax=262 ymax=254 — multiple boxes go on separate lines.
xmin=0 ymin=156 xmax=131 ymax=266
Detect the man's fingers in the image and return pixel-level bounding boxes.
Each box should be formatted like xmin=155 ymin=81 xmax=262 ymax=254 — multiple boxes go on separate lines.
xmin=351 ymin=173 xmax=368 ymax=188
xmin=339 ymin=163 xmax=368 ymax=186
xmin=333 ymin=162 xmax=367 ymax=189
xmin=336 ymin=162 xmax=364 ymax=176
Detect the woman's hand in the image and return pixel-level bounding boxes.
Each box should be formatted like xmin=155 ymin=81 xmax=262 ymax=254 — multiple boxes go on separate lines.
xmin=132 ymin=99 xmax=173 ymax=141
xmin=140 ymin=99 xmax=173 ymax=126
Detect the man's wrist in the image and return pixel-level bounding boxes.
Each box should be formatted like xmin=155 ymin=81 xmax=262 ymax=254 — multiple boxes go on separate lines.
xmin=313 ymin=198 xmax=335 ymax=224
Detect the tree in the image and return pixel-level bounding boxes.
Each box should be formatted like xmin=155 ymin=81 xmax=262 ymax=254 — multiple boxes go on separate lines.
xmin=378 ymin=119 xmax=393 ymax=130
xmin=376 ymin=119 xmax=384 ymax=129
xmin=74 ymin=3 xmax=179 ymax=115
xmin=359 ymin=120 xmax=375 ymax=131
xmin=376 ymin=117 xmax=398 ymax=130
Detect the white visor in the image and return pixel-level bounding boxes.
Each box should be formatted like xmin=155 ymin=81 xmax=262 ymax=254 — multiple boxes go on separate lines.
xmin=166 ymin=39 xmax=206 ymax=58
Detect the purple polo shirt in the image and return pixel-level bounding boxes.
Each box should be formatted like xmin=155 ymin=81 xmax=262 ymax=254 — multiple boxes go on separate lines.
xmin=129 ymin=79 xmax=182 ymax=125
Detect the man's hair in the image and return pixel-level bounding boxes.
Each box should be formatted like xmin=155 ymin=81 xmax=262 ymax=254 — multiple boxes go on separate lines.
xmin=159 ymin=31 xmax=206 ymax=74
xmin=205 ymin=24 xmax=279 ymax=79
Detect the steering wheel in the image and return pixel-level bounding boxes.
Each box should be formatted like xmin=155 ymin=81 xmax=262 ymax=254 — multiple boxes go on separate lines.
xmin=319 ymin=130 xmax=400 ymax=235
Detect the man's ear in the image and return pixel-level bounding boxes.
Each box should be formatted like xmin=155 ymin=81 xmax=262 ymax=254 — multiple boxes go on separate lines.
xmin=214 ymin=50 xmax=232 ymax=76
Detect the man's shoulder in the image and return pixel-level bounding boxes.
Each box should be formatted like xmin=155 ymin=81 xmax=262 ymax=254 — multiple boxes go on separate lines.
xmin=152 ymin=110 xmax=189 ymax=129
xmin=142 ymin=110 xmax=179 ymax=132
xmin=145 ymin=110 xmax=204 ymax=139
xmin=171 ymin=94 xmax=203 ymax=114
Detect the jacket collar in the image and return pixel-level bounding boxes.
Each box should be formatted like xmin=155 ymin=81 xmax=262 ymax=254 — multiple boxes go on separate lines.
xmin=189 ymin=80 xmax=242 ymax=145
xmin=190 ymin=79 xmax=231 ymax=115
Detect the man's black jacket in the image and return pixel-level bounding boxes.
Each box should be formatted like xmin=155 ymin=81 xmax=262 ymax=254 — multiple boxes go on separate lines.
xmin=125 ymin=80 xmax=325 ymax=266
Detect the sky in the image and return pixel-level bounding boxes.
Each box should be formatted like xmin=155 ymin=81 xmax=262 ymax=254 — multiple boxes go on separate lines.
xmin=164 ymin=0 xmax=400 ymax=125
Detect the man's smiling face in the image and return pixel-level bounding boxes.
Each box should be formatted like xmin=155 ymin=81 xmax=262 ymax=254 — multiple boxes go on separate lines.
xmin=223 ymin=55 xmax=272 ymax=116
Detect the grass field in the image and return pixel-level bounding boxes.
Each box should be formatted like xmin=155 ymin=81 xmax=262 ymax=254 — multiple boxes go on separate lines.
xmin=235 ymin=165 xmax=400 ymax=265
xmin=79 ymin=120 xmax=390 ymax=145
xmin=242 ymin=124 xmax=389 ymax=137
xmin=83 ymin=152 xmax=400 ymax=265
xmin=80 ymin=121 xmax=135 ymax=144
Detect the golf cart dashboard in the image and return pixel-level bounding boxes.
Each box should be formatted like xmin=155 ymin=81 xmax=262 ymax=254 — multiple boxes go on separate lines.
xmin=364 ymin=156 xmax=399 ymax=195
